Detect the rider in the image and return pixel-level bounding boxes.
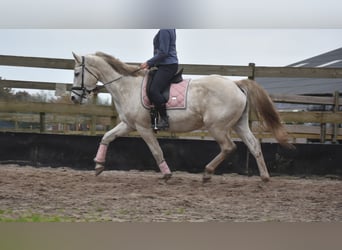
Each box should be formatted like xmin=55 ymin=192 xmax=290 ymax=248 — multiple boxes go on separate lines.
xmin=140 ymin=29 xmax=179 ymax=129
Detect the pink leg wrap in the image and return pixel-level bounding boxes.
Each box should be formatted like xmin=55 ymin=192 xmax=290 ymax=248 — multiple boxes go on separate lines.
xmin=159 ymin=161 xmax=171 ymax=175
xmin=94 ymin=144 xmax=107 ymax=163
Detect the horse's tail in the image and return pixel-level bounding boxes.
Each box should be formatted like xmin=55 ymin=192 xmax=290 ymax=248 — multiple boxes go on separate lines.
xmin=235 ymin=79 xmax=294 ymax=149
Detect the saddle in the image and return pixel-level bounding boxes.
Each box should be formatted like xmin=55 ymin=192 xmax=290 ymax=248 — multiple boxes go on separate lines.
xmin=142 ymin=68 xmax=190 ymax=132
xmin=146 ymin=67 xmax=184 ymax=102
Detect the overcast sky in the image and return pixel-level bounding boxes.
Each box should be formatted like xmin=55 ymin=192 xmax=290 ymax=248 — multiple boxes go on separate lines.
xmin=0 ymin=0 xmax=342 ymax=84
xmin=1 ymin=29 xmax=342 ymax=83
xmin=1 ymin=0 xmax=342 ymax=28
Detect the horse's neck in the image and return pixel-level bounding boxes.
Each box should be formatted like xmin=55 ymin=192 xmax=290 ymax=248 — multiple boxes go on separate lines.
xmin=96 ymin=62 xmax=134 ymax=103
xmin=94 ymin=59 xmax=143 ymax=121
xmin=105 ymin=75 xmax=142 ymax=116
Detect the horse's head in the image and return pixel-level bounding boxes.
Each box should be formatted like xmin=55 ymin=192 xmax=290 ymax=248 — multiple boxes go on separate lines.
xmin=71 ymin=52 xmax=99 ymax=104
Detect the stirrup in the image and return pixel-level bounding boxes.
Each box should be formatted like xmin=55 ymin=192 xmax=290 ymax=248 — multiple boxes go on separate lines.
xmin=150 ymin=107 xmax=159 ymax=132
xmin=153 ymin=116 xmax=159 ymax=130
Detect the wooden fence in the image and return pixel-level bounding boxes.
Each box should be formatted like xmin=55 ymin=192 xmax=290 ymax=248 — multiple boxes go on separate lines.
xmin=0 ymin=55 xmax=341 ymax=142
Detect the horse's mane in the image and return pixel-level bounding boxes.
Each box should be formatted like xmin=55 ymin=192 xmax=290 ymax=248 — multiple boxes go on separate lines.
xmin=95 ymin=52 xmax=144 ymax=77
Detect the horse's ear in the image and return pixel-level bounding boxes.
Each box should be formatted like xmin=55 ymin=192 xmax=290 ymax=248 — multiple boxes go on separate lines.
xmin=72 ymin=52 xmax=82 ymax=63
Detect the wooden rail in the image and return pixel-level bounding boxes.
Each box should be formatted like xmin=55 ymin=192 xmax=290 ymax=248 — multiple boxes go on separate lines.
xmin=0 ymin=101 xmax=114 ymax=116
xmin=0 ymin=101 xmax=117 ymax=135
xmin=1 ymin=54 xmax=342 ymax=78
xmin=0 ymin=55 xmax=74 ymax=69
xmin=1 ymin=55 xmax=341 ymax=142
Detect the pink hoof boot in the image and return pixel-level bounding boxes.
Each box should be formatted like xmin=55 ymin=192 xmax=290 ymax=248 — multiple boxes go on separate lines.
xmin=94 ymin=144 xmax=107 ymax=163
xmin=159 ymin=161 xmax=172 ymax=180
xmin=94 ymin=144 xmax=107 ymax=176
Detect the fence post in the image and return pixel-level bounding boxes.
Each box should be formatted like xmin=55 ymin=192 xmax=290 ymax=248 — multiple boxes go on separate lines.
xmin=40 ymin=112 xmax=46 ymax=133
xmin=14 ymin=117 xmax=19 ymax=131
xmin=248 ymin=63 xmax=255 ymax=80
xmin=320 ymin=105 xmax=327 ymax=143
xmin=90 ymin=93 xmax=98 ymax=135
xmin=332 ymin=91 xmax=340 ymax=144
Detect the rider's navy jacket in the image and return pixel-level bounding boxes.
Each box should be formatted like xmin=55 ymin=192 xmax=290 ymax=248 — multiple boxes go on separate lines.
xmin=147 ymin=29 xmax=178 ymax=67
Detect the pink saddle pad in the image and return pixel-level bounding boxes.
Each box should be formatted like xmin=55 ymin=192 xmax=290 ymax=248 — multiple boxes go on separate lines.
xmin=141 ymin=73 xmax=191 ymax=110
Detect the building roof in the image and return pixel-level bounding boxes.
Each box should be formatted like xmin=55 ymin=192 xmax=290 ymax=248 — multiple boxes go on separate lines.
xmin=256 ymin=47 xmax=342 ymax=95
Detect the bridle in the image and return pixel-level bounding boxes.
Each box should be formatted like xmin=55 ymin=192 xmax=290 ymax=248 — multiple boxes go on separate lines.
xmin=71 ymin=56 xmax=99 ymax=101
xmin=71 ymin=56 xmax=140 ymax=103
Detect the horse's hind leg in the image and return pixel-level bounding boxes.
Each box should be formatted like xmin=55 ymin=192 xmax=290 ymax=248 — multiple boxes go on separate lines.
xmin=234 ymin=120 xmax=270 ymax=182
xmin=203 ymin=127 xmax=237 ymax=182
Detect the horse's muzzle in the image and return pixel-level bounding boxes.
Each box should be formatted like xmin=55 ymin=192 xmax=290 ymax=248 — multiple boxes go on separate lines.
xmin=71 ymin=95 xmax=81 ymax=104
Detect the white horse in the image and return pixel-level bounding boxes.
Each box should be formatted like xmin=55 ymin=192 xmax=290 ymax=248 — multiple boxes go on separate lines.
xmin=71 ymin=52 xmax=292 ymax=182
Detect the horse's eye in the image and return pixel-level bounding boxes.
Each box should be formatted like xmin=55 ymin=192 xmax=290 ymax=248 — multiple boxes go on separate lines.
xmin=74 ymin=72 xmax=80 ymax=77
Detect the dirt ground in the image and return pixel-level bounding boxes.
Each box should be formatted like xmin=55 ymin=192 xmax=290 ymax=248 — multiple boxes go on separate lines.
xmin=0 ymin=164 xmax=341 ymax=222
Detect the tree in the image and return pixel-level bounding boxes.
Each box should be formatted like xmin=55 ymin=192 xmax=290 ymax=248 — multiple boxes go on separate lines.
xmin=0 ymin=87 xmax=13 ymax=100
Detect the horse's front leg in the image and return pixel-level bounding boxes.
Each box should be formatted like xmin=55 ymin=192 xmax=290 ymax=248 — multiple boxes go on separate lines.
xmin=136 ymin=125 xmax=172 ymax=180
xmin=94 ymin=121 xmax=134 ymax=176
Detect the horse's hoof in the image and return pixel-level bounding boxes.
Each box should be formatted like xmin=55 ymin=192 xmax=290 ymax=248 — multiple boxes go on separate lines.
xmin=95 ymin=164 xmax=105 ymax=176
xmin=261 ymin=175 xmax=270 ymax=182
xmin=202 ymin=176 xmax=212 ymax=183
xmin=202 ymin=172 xmax=212 ymax=183
xmin=161 ymin=173 xmax=172 ymax=181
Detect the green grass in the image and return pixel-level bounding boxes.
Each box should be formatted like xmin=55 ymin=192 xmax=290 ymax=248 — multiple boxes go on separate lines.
xmin=164 ymin=207 xmax=186 ymax=216
xmin=0 ymin=210 xmax=75 ymax=222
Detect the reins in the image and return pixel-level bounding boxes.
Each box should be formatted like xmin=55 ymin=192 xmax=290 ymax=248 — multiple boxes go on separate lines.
xmin=93 ymin=67 xmax=142 ymax=93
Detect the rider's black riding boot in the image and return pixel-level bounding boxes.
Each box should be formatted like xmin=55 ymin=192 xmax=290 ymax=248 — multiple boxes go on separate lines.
xmin=156 ymin=104 xmax=169 ymax=130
